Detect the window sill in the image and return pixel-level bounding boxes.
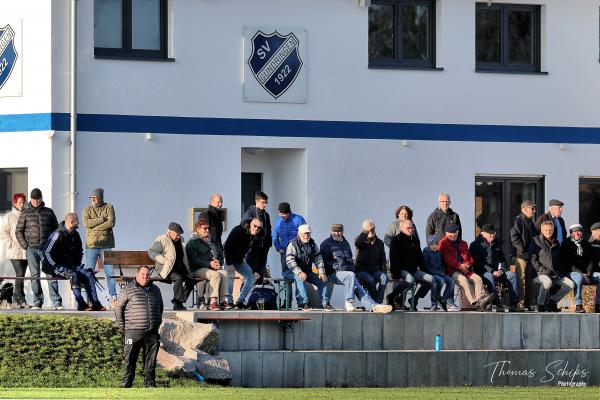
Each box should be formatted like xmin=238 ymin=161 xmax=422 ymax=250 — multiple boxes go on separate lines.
xmin=475 ymin=69 xmax=548 ymax=75
xmin=94 ymin=55 xmax=175 ymax=62
xmin=368 ymin=64 xmax=444 ymax=71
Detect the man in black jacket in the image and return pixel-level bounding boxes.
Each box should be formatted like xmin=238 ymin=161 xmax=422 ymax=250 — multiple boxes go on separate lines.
xmin=42 ymin=213 xmax=105 ymax=311
xmin=355 ymin=219 xmax=388 ymax=304
xmin=207 ymin=194 xmax=225 ymax=250
xmin=224 ymin=218 xmax=263 ymax=308
xmin=389 ymin=220 xmax=433 ymax=310
xmin=561 ymin=224 xmax=595 ymax=313
xmin=115 ymin=265 xmax=163 ymax=388
xmin=242 ymin=191 xmax=272 ymax=275
xmin=535 ymin=199 xmax=567 ymax=244
xmin=510 ymin=200 xmax=538 ymax=312
xmin=530 ymin=221 xmax=575 ymax=312
xmin=470 ymin=224 xmax=518 ymax=311
xmin=15 ymin=188 xmax=62 ymax=310
xmin=426 ymin=193 xmax=462 ymax=240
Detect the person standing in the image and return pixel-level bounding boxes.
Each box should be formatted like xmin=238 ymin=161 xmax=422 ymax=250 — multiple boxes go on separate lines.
xmin=206 ymin=193 xmax=225 ymax=251
xmin=82 ymin=188 xmax=117 ymax=308
xmin=0 ymin=193 xmax=30 ymax=308
xmin=426 ymin=193 xmax=462 ymax=240
xmin=272 ymin=202 xmax=306 ymax=306
xmin=15 ymin=188 xmax=63 ymax=310
xmin=384 ymin=205 xmax=420 ymax=248
xmin=509 ymin=200 xmax=538 ymax=312
xmin=535 ymin=199 xmax=567 ymax=244
xmin=115 ymin=265 xmax=163 ymax=388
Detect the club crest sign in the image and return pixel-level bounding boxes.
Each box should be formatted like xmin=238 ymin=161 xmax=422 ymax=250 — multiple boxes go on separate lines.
xmin=0 ymin=24 xmax=18 ymax=91
xmin=244 ymin=26 xmax=307 ymax=103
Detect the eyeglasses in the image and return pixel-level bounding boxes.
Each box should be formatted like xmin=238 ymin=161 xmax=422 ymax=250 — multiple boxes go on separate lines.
xmin=439 ymin=201 xmax=451 ymax=204
xmin=251 ymin=224 xmax=262 ymax=229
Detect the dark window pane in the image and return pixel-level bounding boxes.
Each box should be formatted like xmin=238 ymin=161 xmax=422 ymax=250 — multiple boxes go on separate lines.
xmin=369 ymin=4 xmax=395 ymax=60
xmin=132 ymin=0 xmax=161 ymax=50
xmin=580 ymin=180 xmax=600 ymax=233
xmin=476 ymin=8 xmax=500 ymax=63
xmin=508 ymin=10 xmax=533 ymax=64
xmin=475 ymin=181 xmax=503 ymax=237
xmin=94 ymin=0 xmax=123 ymax=48
xmin=401 ymin=5 xmax=430 ymax=61
xmin=0 ymin=168 xmax=28 ymax=213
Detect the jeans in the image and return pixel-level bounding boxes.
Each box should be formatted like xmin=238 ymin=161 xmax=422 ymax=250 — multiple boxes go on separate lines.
xmin=483 ymin=271 xmax=519 ymax=305
xmin=569 ymin=272 xmax=600 ymax=305
xmin=533 ymin=275 xmax=575 ymax=305
xmin=71 ymin=267 xmax=100 ymax=308
xmin=9 ymin=259 xmax=28 ymax=304
xmin=401 ymin=269 xmax=434 ymax=300
xmin=429 ymin=273 xmax=455 ymax=306
xmin=324 ymin=271 xmax=356 ymax=304
xmin=229 ymin=263 xmax=256 ymax=304
xmin=280 ymin=253 xmax=301 ymax=306
xmin=86 ymin=248 xmax=117 ymax=299
xmin=122 ymin=330 xmax=160 ymax=387
xmin=294 ymin=271 xmax=327 ymax=306
xmin=356 ymin=270 xmax=388 ymax=304
xmin=26 ymin=247 xmax=62 ymax=307
xmin=353 ymin=280 xmax=377 ymax=311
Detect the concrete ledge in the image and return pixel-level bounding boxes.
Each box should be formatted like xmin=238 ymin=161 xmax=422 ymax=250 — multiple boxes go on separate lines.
xmin=221 ymin=349 xmax=598 ymax=388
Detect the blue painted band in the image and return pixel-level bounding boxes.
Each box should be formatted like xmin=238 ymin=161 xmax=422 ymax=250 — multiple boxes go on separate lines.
xmin=2 ymin=112 xmax=600 ymax=144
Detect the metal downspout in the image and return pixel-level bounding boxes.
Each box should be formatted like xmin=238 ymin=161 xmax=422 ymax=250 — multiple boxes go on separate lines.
xmin=69 ymin=0 xmax=77 ymax=212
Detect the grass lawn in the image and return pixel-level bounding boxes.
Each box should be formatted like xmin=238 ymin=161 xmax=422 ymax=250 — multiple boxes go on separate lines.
xmin=0 ymin=387 xmax=597 ymax=399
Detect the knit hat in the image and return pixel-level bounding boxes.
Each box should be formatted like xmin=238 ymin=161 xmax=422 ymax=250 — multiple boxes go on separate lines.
xmin=90 ymin=188 xmax=104 ymax=198
xmin=168 ymin=222 xmax=184 ymax=234
xmin=569 ymin=224 xmax=583 ymax=233
xmin=278 ymin=202 xmax=291 ymax=214
xmin=30 ymin=188 xmax=42 ymax=200
xmin=426 ymin=235 xmax=439 ymax=246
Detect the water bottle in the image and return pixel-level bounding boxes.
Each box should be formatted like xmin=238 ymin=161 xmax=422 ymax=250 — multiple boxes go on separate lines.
xmin=435 ymin=334 xmax=441 ymax=352
xmin=193 ymin=372 xmax=205 ymax=382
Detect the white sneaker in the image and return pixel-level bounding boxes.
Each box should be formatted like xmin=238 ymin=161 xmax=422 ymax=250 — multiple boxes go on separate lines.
xmin=198 ymin=303 xmax=208 ymax=311
xmin=371 ymin=304 xmax=393 ymax=313
xmin=54 ymin=305 xmax=65 ymax=311
xmin=447 ymin=302 xmax=461 ymax=312
xmin=345 ymin=301 xmax=356 ymax=312
xmin=31 ymin=305 xmax=41 ymax=310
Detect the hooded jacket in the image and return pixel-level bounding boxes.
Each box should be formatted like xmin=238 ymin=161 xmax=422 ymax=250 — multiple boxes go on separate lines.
xmin=15 ymin=201 xmax=58 ymax=250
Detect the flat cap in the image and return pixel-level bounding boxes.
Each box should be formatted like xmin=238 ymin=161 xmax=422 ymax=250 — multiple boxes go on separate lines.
xmin=549 ymin=199 xmax=564 ymax=207
xmin=331 ymin=224 xmax=344 ymax=232
xmin=591 ymin=222 xmax=600 ymax=231
xmin=168 ymin=222 xmax=184 ymax=234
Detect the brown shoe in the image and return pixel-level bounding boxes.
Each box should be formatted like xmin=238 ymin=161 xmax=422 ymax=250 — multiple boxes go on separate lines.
xmin=575 ymin=304 xmax=585 ymax=313
xmin=209 ymin=302 xmax=221 ymax=311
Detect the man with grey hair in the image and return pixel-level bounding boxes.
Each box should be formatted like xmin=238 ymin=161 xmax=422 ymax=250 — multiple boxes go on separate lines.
xmin=535 ymin=199 xmax=567 ymax=244
xmin=426 ymin=193 xmax=462 ymax=240
xmin=530 ymin=220 xmax=574 ymax=312
xmin=355 ymin=219 xmax=388 ymax=303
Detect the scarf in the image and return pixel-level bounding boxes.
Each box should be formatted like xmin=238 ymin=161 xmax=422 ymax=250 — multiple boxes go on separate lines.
xmin=570 ymin=236 xmax=584 ymax=257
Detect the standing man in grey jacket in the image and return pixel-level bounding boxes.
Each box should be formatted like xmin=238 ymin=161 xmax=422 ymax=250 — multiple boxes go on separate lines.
xmin=426 ymin=193 xmax=462 ymax=241
xmin=15 ymin=188 xmax=63 ymax=310
xmin=115 ymin=265 xmax=163 ymax=388
xmin=82 ymin=188 xmax=117 ymax=308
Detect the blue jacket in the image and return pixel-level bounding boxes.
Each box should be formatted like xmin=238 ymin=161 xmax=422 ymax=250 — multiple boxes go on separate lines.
xmin=423 ymin=246 xmax=444 ymax=275
xmin=272 ymin=213 xmax=306 ymax=252
xmin=320 ymin=236 xmax=355 ymax=276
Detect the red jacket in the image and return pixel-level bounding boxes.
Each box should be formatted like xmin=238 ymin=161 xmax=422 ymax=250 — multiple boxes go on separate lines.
xmin=439 ymin=237 xmax=474 ymax=277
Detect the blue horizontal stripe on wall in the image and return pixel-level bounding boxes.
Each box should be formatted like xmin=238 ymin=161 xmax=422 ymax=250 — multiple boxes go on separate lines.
xmin=2 ymin=112 xmax=600 ymax=144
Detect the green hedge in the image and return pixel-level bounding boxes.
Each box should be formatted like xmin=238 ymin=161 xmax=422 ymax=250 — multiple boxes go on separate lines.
xmin=0 ymin=314 xmax=194 ymax=388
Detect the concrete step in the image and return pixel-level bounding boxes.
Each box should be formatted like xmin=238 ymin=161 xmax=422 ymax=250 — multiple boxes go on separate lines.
xmin=178 ymin=310 xmax=600 ymax=351
xmin=221 ymin=349 xmax=599 ymax=388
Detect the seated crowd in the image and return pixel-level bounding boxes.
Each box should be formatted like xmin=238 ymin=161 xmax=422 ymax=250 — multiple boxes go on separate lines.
xmin=2 ymin=188 xmax=600 ymax=313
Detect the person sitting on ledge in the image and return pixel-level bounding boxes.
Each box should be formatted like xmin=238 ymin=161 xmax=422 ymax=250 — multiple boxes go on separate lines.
xmin=439 ymin=223 xmax=495 ymax=311
xmin=561 ymin=223 xmax=595 ymax=313
xmin=529 ymin=221 xmax=575 ymax=312
xmin=42 ymin=213 xmax=106 ymax=311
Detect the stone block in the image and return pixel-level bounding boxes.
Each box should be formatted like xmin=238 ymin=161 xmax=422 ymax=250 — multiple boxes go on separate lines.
xmin=156 ymin=348 xmax=196 ymax=376
xmin=366 ymin=352 xmax=388 ymax=387
xmin=428 ymin=351 xmax=448 ymax=386
xmin=241 ymin=352 xmax=263 ymax=387
xmin=342 ymin=313 xmax=363 ymax=350
xmin=346 ymin=352 xmax=367 ymax=387
xmin=421 ymin=314 xmax=444 ymax=350
xmin=262 ymin=351 xmax=284 ymax=387
xmin=521 ymin=314 xmax=542 ymax=349
xmin=580 ymin=314 xmax=600 ymax=349
xmin=441 ymin=313 xmax=463 ymax=350
xmin=447 ymin=352 xmax=468 ymax=386
xmin=325 ymin=352 xmax=347 ymax=387
xmin=382 ymin=313 xmax=403 ymax=350
xmin=527 ymin=351 xmax=547 ymax=386
xmin=303 ymin=352 xmax=326 ymax=387
xmin=219 ymin=351 xmax=241 ymax=386
xmin=238 ymin=321 xmax=260 ymax=350
xmin=501 ymin=313 xmax=522 ymax=349
xmin=462 ymin=313 xmax=483 ymax=350
xmin=322 ymin=313 xmax=343 ymax=350
xmin=362 ymin=313 xmax=383 ymax=350
xmin=467 ymin=351 xmax=489 ymax=386
xmin=541 ymin=315 xmax=560 ymax=349
xmin=406 ymin=352 xmax=428 ymax=386
xmin=196 ymin=352 xmax=232 ymax=383
xmin=403 ymin=313 xmax=424 ymax=350
xmin=559 ymin=314 xmax=580 ymax=349
xmin=259 ymin=320 xmax=283 ymax=350
xmin=159 ymin=318 xmax=219 ymax=355
xmin=482 ymin=313 xmax=503 ymax=350
xmin=283 ymin=351 xmax=305 ymax=388
xmin=301 ymin=312 xmax=323 ymax=350
xmin=217 ymin=313 xmax=240 ymax=351
xmin=386 ymin=352 xmax=408 ymax=387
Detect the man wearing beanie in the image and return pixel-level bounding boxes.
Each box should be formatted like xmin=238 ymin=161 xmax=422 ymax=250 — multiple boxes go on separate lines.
xmin=561 ymin=224 xmax=596 ymax=313
xmin=82 ymin=188 xmax=117 ymax=308
xmin=15 ymin=188 xmax=63 ymax=310
xmin=272 ymin=201 xmax=306 ymax=307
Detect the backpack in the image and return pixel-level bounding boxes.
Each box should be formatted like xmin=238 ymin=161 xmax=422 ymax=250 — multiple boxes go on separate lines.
xmin=247 ymin=283 xmax=277 ymax=310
